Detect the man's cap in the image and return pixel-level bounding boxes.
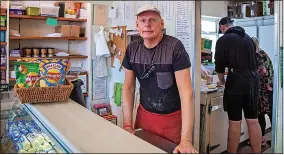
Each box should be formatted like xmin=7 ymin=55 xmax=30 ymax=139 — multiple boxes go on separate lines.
xmin=136 ymin=4 xmax=161 ymax=17
xmin=218 ymin=17 xmax=234 ymax=34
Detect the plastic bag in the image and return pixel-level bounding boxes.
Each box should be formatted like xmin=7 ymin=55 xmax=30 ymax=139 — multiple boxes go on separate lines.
xmin=201 ymin=65 xmax=213 ymax=83
xmin=94 ymin=26 xmax=110 ymax=57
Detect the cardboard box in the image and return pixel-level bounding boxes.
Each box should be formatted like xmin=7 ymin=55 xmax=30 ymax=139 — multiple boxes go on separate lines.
xmin=70 ymin=25 xmax=80 ymax=37
xmin=201 ymin=38 xmax=212 ymax=52
xmin=55 ymin=25 xmax=71 ymax=37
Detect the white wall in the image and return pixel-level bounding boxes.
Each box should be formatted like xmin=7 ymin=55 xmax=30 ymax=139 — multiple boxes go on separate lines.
xmin=201 ymin=1 xmax=227 ymax=17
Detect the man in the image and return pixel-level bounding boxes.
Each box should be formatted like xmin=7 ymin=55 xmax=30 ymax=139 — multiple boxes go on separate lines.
xmin=122 ymin=4 xmax=197 ymax=154
xmin=215 ymin=17 xmax=262 ymax=153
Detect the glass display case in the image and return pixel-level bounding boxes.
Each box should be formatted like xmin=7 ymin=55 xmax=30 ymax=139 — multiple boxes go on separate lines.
xmin=0 ymin=91 xmax=69 ymax=153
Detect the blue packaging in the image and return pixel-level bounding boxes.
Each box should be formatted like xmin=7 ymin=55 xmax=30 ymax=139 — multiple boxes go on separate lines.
xmin=0 ymin=31 xmax=5 ymax=42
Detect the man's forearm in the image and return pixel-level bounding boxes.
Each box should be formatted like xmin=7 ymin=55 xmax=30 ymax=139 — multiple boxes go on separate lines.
xmin=180 ymin=92 xmax=194 ymax=142
xmin=217 ymin=73 xmax=225 ymax=83
xmin=122 ymin=87 xmax=135 ymax=126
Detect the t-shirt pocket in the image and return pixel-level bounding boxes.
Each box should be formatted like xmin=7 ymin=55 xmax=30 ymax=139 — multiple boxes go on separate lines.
xmin=156 ymin=72 xmax=173 ymax=89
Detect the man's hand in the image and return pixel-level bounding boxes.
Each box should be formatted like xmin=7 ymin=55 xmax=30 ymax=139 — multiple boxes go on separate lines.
xmin=217 ymin=81 xmax=225 ymax=87
xmin=173 ymin=140 xmax=198 ymax=153
xmin=123 ymin=126 xmax=135 ymax=134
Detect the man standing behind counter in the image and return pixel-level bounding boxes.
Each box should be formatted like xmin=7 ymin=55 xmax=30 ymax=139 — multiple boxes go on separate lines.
xmin=215 ymin=17 xmax=262 ymax=153
xmin=121 ymin=4 xmax=197 ymax=154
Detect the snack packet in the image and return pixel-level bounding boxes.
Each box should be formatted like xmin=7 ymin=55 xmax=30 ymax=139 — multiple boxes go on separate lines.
xmin=39 ymin=59 xmax=70 ymax=87
xmin=14 ymin=61 xmax=40 ymax=88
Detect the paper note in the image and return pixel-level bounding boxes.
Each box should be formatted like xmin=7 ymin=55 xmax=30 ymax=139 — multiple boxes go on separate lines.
xmin=108 ymin=6 xmax=117 ymax=20
xmin=93 ymin=77 xmax=107 ymax=100
xmin=124 ymin=2 xmax=135 ymax=21
xmin=46 ymin=18 xmax=57 ymax=26
xmin=175 ymin=1 xmax=193 ymax=54
xmin=116 ymin=3 xmax=125 ymax=22
xmin=94 ymin=4 xmax=108 ymax=25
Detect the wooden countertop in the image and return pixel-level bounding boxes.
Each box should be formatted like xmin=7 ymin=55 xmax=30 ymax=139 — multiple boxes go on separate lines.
xmin=31 ymin=99 xmax=165 ymax=153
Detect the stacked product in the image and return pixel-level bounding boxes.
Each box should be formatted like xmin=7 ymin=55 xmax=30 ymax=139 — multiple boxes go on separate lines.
xmin=7 ymin=120 xmax=62 ymax=153
xmin=13 ymin=58 xmax=73 ymax=104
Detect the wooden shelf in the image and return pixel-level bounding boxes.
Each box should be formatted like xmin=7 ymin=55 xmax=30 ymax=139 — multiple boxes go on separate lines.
xmin=0 ymin=67 xmax=6 ymax=70
xmin=0 ymin=42 xmax=7 ymax=46
xmin=9 ymin=55 xmax=88 ymax=61
xmin=0 ymin=12 xmax=6 ymax=16
xmin=9 ymin=14 xmax=87 ymax=22
xmin=10 ymin=36 xmax=87 ymax=40
xmin=0 ymin=27 xmax=7 ymax=31
xmin=9 ymin=78 xmax=15 ymax=81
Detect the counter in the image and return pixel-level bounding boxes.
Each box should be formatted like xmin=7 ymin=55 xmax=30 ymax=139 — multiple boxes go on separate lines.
xmin=1 ymin=94 xmax=168 ymax=153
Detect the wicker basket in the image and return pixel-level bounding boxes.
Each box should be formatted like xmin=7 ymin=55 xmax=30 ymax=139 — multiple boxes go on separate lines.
xmin=13 ymin=77 xmax=74 ymax=104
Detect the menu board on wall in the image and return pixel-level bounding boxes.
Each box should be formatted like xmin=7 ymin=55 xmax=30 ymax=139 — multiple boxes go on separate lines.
xmin=175 ymin=1 xmax=194 ymax=56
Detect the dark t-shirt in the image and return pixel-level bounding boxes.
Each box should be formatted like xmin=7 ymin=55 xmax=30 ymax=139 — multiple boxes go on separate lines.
xmin=122 ymin=34 xmax=191 ymax=114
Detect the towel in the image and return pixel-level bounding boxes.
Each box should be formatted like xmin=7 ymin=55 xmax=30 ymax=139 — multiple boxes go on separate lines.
xmin=114 ymin=83 xmax=123 ymax=106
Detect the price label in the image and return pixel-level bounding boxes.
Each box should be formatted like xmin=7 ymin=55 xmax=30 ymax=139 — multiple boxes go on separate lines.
xmin=46 ymin=18 xmax=57 ymax=26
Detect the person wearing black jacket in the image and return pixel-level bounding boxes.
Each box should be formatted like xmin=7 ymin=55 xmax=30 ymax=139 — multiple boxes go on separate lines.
xmin=214 ymin=17 xmax=262 ymax=153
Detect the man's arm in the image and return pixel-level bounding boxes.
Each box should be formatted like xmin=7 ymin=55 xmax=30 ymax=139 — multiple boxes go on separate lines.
xmin=175 ymin=68 xmax=194 ymax=142
xmin=214 ymin=37 xmax=227 ymax=85
xmin=217 ymin=73 xmax=226 ymax=85
xmin=122 ymin=68 xmax=136 ymax=130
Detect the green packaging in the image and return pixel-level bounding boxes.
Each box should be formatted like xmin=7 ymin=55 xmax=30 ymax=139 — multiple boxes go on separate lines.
xmin=14 ymin=61 xmax=40 ymax=88
xmin=0 ymin=16 xmax=6 ymax=27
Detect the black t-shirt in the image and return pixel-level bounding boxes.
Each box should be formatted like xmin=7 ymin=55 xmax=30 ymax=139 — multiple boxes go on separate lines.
xmin=122 ymin=34 xmax=191 ymax=114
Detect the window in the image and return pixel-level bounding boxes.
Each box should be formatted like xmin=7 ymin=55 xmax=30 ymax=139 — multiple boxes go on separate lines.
xmin=201 ymin=16 xmax=220 ymax=62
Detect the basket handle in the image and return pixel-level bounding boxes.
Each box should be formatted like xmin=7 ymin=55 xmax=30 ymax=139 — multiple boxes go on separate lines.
xmin=32 ymin=76 xmax=61 ymax=87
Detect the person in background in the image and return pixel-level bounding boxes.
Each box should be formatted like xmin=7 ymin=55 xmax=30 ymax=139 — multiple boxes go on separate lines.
xmin=251 ymin=37 xmax=274 ymax=147
xmin=121 ymin=4 xmax=197 ymax=153
xmin=214 ymin=17 xmax=262 ymax=153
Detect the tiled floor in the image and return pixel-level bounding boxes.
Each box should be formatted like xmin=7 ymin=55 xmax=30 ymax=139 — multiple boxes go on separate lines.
xmin=237 ymin=131 xmax=271 ymax=154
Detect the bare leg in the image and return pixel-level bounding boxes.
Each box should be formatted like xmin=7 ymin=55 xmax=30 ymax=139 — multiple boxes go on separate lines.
xmin=246 ymin=119 xmax=262 ymax=153
xmin=227 ymin=120 xmax=242 ymax=153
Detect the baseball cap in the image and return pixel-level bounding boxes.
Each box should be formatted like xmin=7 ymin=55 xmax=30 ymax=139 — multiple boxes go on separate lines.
xmin=218 ymin=17 xmax=234 ymax=34
xmin=136 ymin=4 xmax=161 ymax=17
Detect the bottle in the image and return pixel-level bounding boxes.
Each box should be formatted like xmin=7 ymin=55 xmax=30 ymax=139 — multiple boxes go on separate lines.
xmin=1 ymin=47 xmax=7 ymax=67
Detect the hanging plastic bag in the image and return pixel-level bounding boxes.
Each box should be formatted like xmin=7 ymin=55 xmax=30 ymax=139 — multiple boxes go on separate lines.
xmin=94 ymin=26 xmax=110 ymax=57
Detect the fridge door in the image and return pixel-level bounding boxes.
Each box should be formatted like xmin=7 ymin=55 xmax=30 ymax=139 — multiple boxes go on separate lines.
xmin=208 ymin=96 xmax=229 ymax=153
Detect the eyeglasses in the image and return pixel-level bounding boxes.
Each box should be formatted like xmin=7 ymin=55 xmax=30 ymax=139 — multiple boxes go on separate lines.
xmin=139 ymin=46 xmax=158 ymax=80
xmin=138 ymin=18 xmax=160 ymax=25
xmin=140 ymin=64 xmax=155 ymax=80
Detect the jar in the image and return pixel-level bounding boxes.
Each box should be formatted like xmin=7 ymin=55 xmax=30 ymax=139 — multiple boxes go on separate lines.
xmin=33 ymin=48 xmax=40 ymax=57
xmin=25 ymin=48 xmax=32 ymax=57
xmin=48 ymin=48 xmax=54 ymax=57
xmin=41 ymin=48 xmax=47 ymax=57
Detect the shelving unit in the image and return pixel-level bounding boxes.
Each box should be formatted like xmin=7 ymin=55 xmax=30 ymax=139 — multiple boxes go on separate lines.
xmin=3 ymin=1 xmax=93 ymax=109
xmin=9 ymin=14 xmax=87 ymax=22
xmin=0 ymin=26 xmax=6 ymax=30
xmin=0 ymin=42 xmax=7 ymax=46
xmin=9 ymin=55 xmax=88 ymax=61
xmin=10 ymin=36 xmax=88 ymax=40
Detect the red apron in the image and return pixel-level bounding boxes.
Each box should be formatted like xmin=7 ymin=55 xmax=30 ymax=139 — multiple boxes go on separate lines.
xmin=134 ymin=105 xmax=182 ymax=144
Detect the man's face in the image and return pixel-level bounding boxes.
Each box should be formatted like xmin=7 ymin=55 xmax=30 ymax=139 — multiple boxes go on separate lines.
xmin=219 ymin=25 xmax=226 ymax=34
xmin=136 ymin=11 xmax=164 ymax=40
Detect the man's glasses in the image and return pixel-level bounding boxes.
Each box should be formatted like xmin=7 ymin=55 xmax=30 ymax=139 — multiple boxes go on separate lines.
xmin=140 ymin=64 xmax=155 ymax=80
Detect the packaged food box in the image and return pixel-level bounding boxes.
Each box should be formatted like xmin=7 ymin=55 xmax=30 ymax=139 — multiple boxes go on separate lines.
xmin=14 ymin=61 xmax=40 ymax=88
xmin=39 ymin=59 xmax=70 ymax=87
xmin=1 ymin=31 xmax=5 ymax=42
xmin=0 ymin=15 xmax=6 ymax=26
xmin=55 ymin=25 xmax=71 ymax=37
xmin=9 ymin=9 xmax=25 ymax=15
xmin=25 ymin=7 xmax=40 ymax=16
